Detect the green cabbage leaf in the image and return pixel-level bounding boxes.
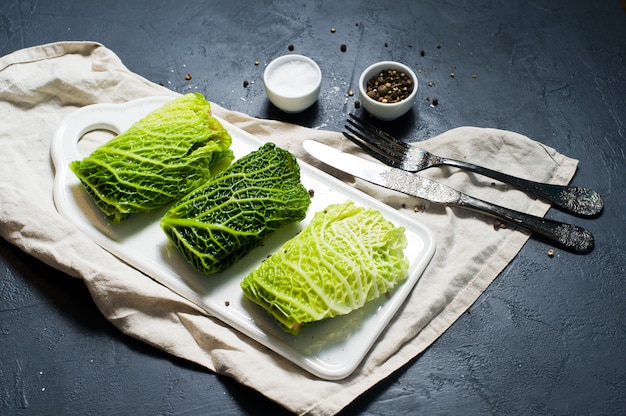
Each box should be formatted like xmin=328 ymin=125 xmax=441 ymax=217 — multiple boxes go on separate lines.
xmin=70 ymin=93 xmax=234 ymax=223
xmin=240 ymin=200 xmax=409 ymax=335
xmin=160 ymin=142 xmax=311 ymax=275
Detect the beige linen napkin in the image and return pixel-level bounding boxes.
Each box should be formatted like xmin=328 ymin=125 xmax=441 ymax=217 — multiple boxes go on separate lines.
xmin=0 ymin=42 xmax=578 ymax=415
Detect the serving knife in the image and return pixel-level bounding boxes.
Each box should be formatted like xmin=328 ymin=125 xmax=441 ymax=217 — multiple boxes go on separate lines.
xmin=303 ymin=140 xmax=594 ymax=253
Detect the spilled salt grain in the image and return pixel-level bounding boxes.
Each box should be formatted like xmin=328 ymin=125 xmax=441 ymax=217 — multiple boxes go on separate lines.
xmin=267 ymin=60 xmax=319 ymax=97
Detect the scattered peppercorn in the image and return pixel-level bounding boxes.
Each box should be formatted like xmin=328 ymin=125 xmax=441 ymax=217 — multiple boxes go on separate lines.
xmin=308 ymin=189 xmax=315 ymax=197
xmin=354 ymin=100 xmax=360 ymax=109
xmin=432 ymin=97 xmax=439 ymax=106
xmin=340 ymin=44 xmax=347 ymax=52
xmin=384 ymin=42 xmax=388 ymax=47
xmin=288 ymin=44 xmax=294 ymax=51
xmin=420 ymin=49 xmax=425 ymax=56
xmin=243 ymin=80 xmax=249 ymax=88
xmin=365 ymin=69 xmax=414 ymax=103
xmin=184 ymin=73 xmax=192 ymax=80
xmin=225 ymin=301 xmax=230 ymax=307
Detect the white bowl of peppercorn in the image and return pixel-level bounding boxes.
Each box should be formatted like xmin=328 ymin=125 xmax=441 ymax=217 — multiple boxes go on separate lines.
xmin=263 ymin=54 xmax=322 ymax=113
xmin=358 ymin=61 xmax=418 ymax=121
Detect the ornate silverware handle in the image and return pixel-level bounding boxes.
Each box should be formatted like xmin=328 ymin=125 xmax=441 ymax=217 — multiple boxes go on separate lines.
xmin=456 ymin=193 xmax=595 ymax=253
xmin=443 ymin=158 xmax=603 ymax=217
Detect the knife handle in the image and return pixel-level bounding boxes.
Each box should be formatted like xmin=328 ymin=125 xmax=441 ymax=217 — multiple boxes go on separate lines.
xmin=456 ymin=193 xmax=594 ymax=253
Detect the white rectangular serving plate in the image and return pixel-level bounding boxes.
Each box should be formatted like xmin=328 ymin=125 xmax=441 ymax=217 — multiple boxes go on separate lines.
xmin=51 ymin=96 xmax=436 ymax=380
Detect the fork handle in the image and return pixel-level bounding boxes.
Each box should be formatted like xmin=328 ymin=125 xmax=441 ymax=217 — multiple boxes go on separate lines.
xmin=441 ymin=157 xmax=603 ymax=217
xmin=455 ymin=192 xmax=594 ymax=253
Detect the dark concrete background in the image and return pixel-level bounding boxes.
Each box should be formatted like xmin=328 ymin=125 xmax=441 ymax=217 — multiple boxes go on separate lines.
xmin=1 ymin=1 xmax=624 ymax=414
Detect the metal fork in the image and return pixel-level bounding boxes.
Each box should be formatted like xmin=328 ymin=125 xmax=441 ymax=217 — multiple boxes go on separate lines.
xmin=344 ymin=114 xmax=603 ymax=217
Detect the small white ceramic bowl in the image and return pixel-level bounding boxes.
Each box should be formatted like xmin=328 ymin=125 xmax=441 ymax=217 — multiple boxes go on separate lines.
xmin=263 ymin=54 xmax=322 ymax=113
xmin=358 ymin=61 xmax=418 ymax=121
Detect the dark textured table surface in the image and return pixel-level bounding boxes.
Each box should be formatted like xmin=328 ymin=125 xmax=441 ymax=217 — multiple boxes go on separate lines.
xmin=1 ymin=1 xmax=625 ymax=415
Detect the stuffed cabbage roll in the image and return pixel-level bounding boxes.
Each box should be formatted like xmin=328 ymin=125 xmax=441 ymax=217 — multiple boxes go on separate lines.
xmin=240 ymin=200 xmax=409 ymax=335
xmin=160 ymin=142 xmax=311 ymax=274
xmin=70 ymin=93 xmax=234 ymax=223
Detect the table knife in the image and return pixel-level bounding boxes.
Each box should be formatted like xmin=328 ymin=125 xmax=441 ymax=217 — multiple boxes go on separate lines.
xmin=303 ymin=140 xmax=594 ymax=253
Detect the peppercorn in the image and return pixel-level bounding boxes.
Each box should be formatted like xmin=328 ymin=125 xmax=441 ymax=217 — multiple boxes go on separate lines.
xmin=365 ymin=69 xmax=414 ymax=104
xmin=340 ymin=44 xmax=347 ymax=52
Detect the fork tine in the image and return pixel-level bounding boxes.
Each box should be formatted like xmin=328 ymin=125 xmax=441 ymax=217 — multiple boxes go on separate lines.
xmin=348 ymin=114 xmax=408 ymax=150
xmin=345 ymin=114 xmax=409 ymax=162
xmin=342 ymin=131 xmax=403 ymax=168
xmin=345 ymin=120 xmax=405 ymax=159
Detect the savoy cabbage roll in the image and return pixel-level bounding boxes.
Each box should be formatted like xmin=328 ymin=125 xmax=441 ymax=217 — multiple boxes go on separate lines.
xmin=70 ymin=93 xmax=234 ymax=223
xmin=240 ymin=200 xmax=409 ymax=335
xmin=160 ymin=142 xmax=311 ymax=275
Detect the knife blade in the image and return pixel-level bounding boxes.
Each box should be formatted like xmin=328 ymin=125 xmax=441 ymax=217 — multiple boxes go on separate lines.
xmin=303 ymin=140 xmax=594 ymax=253
xmin=303 ymin=139 xmax=463 ymax=204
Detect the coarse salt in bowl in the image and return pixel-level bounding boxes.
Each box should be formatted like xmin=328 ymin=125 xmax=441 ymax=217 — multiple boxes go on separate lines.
xmin=358 ymin=61 xmax=418 ymax=121
xmin=263 ymin=54 xmax=322 ymax=113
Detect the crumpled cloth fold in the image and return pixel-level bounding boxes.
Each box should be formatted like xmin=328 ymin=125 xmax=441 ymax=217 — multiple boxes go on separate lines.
xmin=0 ymin=42 xmax=577 ymax=416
